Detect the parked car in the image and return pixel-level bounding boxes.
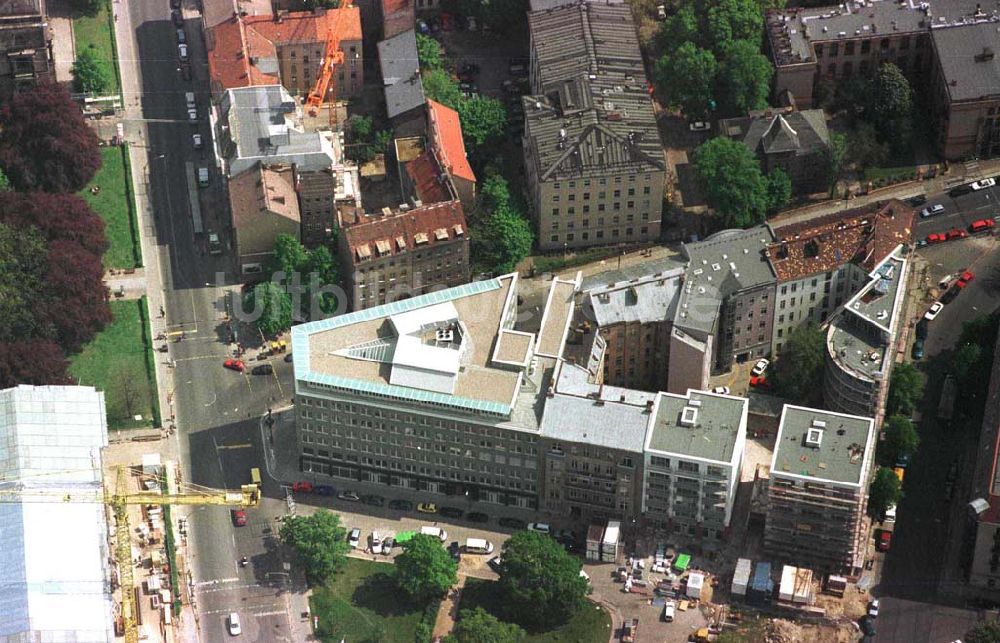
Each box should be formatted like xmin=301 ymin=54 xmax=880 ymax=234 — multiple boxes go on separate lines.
xmin=348 ymin=528 xmax=361 ymax=548
xmin=946 ymin=228 xmax=969 ymax=241
xmin=438 ymin=506 xmax=464 ymax=519
xmin=228 ymin=612 xmax=242 ymax=636
xmin=416 ymin=503 xmax=437 ymax=513
xmin=370 ymin=530 xmax=382 ymax=550
xmin=498 ymin=517 xmax=526 ymax=529
xmin=388 ymin=499 xmax=414 ymax=511
xmin=187 ymin=108 xmax=198 ymax=123
xmin=749 ymin=375 xmax=769 ymax=388
xmin=924 ymin=302 xmax=944 ymax=320
xmin=447 ymin=541 xmax=461 ymax=560
xmin=192 ymin=133 xmax=203 ymax=149
xmin=876 ymin=529 xmax=892 ymax=552
xmin=971 ymin=177 xmax=996 ymax=190
xmin=905 ymin=194 xmax=927 ymax=206
xmin=710 ymin=386 xmax=730 ymax=394
xmin=362 ymin=494 xmax=385 ymax=507
xmin=869 ymin=599 xmax=880 ymax=618
xmin=925 ymin=232 xmax=947 ymax=244
xmin=313 ymin=484 xmax=335 ymax=496
xmin=223 ymin=358 xmax=245 ymax=372
xmin=971 ymin=218 xmax=997 ymax=233
xmin=467 ymin=511 xmax=489 ymax=523
xmin=949 ymin=184 xmax=973 ymax=197
xmin=957 ymin=270 xmax=975 ymax=288
xmin=488 ymin=555 xmax=503 ymax=571
xmin=338 ymin=490 xmax=360 ymax=501
xmin=176 ymin=28 xmax=186 ymax=44
xmin=177 ymin=43 xmax=188 ymax=61
xmin=251 ymin=363 xmax=273 ymax=376
xmin=750 ymin=358 xmax=769 ymax=376
xmin=231 ymin=508 xmax=247 ymax=526
xmin=381 ymin=536 xmax=394 ymax=554
xmin=170 ymin=0 xmax=181 ymax=8
xmin=527 ymin=522 xmax=551 ymax=534
xmin=172 ymin=10 xmax=184 ymax=26
xmin=911 ymin=339 xmax=924 ymax=360
xmin=920 ymin=204 xmax=946 ymax=218
xmin=688 ymin=121 xmax=711 ymax=132
xmin=284 ymin=353 xmax=293 ymax=363
xmin=292 ymin=481 xmax=313 ymax=493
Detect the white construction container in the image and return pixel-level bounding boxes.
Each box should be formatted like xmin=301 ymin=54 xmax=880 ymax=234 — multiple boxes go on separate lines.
xmin=779 ymin=565 xmax=797 ymax=602
xmin=731 ymin=558 xmax=752 ymax=597
xmin=686 ymin=572 xmax=705 ymax=599
xmin=586 ymin=524 xmax=604 ymax=562
xmin=601 ymin=520 xmax=621 ymax=562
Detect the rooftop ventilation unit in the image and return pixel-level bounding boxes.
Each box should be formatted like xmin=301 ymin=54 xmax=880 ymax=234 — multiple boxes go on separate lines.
xmin=689 ymin=399 xmax=702 ymax=407
xmin=805 ymin=427 xmax=824 ymax=448
xmin=680 ymin=406 xmax=698 ymax=427
xmin=435 ymin=328 xmax=454 ymax=343
xmin=811 ymin=420 xmax=826 ymax=429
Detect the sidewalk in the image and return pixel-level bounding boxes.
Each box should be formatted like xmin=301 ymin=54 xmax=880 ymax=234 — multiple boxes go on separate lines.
xmin=432 ymin=576 xmax=468 ymax=640
xmin=47 ymin=0 xmax=77 ymax=84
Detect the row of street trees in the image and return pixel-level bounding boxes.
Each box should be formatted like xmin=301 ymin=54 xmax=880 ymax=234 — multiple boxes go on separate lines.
xmin=0 ymin=83 xmax=109 ymax=388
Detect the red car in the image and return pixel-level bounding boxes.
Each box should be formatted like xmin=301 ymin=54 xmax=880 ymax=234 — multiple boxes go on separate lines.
xmin=876 ymin=529 xmax=891 ymax=552
xmin=957 ymin=270 xmax=975 ymax=288
xmin=749 ymin=375 xmax=769 ymax=388
xmin=925 ymin=233 xmax=947 ymax=244
xmin=231 ymin=508 xmax=247 ymax=527
xmin=292 ymin=481 xmax=313 ymax=493
xmin=946 ymin=228 xmax=969 ymax=241
xmin=970 ymin=218 xmax=996 ymax=233
xmin=224 ymin=358 xmax=245 ymax=372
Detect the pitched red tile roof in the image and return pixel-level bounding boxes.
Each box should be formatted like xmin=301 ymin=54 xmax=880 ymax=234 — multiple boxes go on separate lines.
xmin=766 ymin=199 xmax=915 ymax=283
xmin=427 ymin=99 xmax=475 ymax=184
xmin=343 ymin=200 xmax=466 ymax=264
xmin=405 ymin=151 xmax=451 ymax=205
xmin=208 ymin=7 xmax=362 ymax=91
xmin=381 ymin=0 xmax=414 ymax=38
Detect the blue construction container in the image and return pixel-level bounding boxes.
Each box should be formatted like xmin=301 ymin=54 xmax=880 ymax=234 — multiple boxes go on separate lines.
xmin=747 ymin=561 xmax=773 ymax=606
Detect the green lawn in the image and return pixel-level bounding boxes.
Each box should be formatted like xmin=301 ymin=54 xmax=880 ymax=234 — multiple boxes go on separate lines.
xmin=69 ymin=298 xmax=158 ymax=430
xmin=72 ymin=0 xmax=120 ymax=95
xmin=863 ymin=165 xmax=920 ymax=183
xmin=457 ymin=578 xmax=612 ymax=643
xmin=310 ymin=558 xmax=429 ymax=643
xmin=81 ymin=146 xmax=140 ymax=269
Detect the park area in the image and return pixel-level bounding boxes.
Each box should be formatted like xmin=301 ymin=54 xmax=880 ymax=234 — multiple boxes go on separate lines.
xmin=80 ymin=145 xmax=140 ymax=270
xmin=71 ymin=0 xmax=120 ymax=95
xmin=69 ymin=298 xmax=159 ymax=430
xmin=310 ymin=558 xmax=433 ymax=642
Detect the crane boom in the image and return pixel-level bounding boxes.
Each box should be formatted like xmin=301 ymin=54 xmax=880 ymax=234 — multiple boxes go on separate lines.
xmin=305 ymin=2 xmax=352 ymax=115
xmin=0 ymin=466 xmax=259 ymax=643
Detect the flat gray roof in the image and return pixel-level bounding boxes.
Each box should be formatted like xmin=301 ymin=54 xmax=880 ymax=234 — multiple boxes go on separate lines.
xmin=772 ymin=404 xmax=874 ymax=486
xmin=647 ymin=390 xmax=747 ymax=464
xmin=378 ymin=29 xmax=426 ymax=119
xmin=585 ymin=265 xmax=685 ymax=327
xmin=932 ymin=22 xmax=1000 ymax=102
xmin=676 ymin=227 xmax=776 ymax=334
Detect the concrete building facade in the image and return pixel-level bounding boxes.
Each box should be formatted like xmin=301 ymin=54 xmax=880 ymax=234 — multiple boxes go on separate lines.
xmin=229 ymin=163 xmax=301 ymax=276
xmin=523 ymin=1 xmax=665 ymax=251
xmin=0 ymin=0 xmax=53 ymax=101
xmin=966 ymin=322 xmax=1000 ymax=592
xmin=765 ymin=405 xmax=877 ymax=573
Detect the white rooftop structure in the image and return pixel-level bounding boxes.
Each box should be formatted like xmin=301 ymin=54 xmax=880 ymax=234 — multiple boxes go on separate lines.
xmin=0 ymin=385 xmax=115 ymax=642
xmin=388 ymin=303 xmax=468 ymax=394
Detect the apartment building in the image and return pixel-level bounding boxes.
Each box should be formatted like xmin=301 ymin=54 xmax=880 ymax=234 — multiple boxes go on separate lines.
xmin=378 ymin=29 xmax=427 ymax=138
xmin=402 ymin=99 xmax=477 ymax=211
xmin=577 ymin=262 xmax=684 ymax=392
xmin=338 ymin=200 xmax=469 ymax=310
xmin=643 ymin=390 xmax=748 ymax=540
xmin=929 ymin=22 xmax=1000 ymax=160
xmin=765 ymin=405 xmax=877 ymax=574
xmin=206 ymin=7 xmax=363 ymax=100
xmin=719 ymin=108 xmax=831 ymax=195
xmin=766 ymin=200 xmax=915 ymax=354
xmin=824 ymin=246 xmax=909 ymax=420
xmin=229 ymin=163 xmax=301 ymax=277
xmin=216 ymin=85 xmax=357 ymax=249
xmin=379 ymin=0 xmax=414 ymax=39
xmin=0 ymin=0 xmax=53 ymax=100
xmin=674 ymin=227 xmax=778 ymax=379
xmin=523 ymin=1 xmax=665 ymax=251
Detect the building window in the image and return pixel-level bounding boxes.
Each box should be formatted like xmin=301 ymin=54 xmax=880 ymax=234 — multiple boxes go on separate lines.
xmin=880 ymin=38 xmax=890 ymax=50
xmin=815 ymin=44 xmax=823 ymax=57
xmin=900 ymin=35 xmax=910 ymax=50
xmin=827 ymin=63 xmax=837 ymax=76
xmin=861 ymin=40 xmax=871 ymax=54
xmin=845 ymin=41 xmax=855 ymax=56
xmin=829 ymin=43 xmax=838 ymax=57
xmin=551 ymin=234 xmax=559 ymax=242
xmin=551 ymin=208 xmax=559 ymax=215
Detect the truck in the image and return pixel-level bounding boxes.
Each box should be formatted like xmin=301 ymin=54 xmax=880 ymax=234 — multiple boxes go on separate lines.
xmin=621 ymin=618 xmax=638 ymax=642
xmin=938 ymin=374 xmax=957 ymax=421
xmin=208 ymin=232 xmax=222 ymax=255
xmin=197 ymin=166 xmax=209 ymax=187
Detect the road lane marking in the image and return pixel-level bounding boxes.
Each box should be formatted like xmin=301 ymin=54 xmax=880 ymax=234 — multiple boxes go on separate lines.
xmin=192 ymin=578 xmax=240 ymax=587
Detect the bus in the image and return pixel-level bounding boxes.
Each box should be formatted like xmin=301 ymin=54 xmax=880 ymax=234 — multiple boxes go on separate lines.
xmin=938 ymin=374 xmax=958 ymax=421
xmin=250 ymin=467 xmax=261 ymax=486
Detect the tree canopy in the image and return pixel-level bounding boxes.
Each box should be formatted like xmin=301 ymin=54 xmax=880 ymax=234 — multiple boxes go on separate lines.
xmin=878 ymin=415 xmax=919 ymax=467
xmin=265 ymin=234 xmax=341 ymax=319
xmin=887 ymin=362 xmax=924 ymax=416
xmin=457 ymin=96 xmax=507 ymax=161
xmin=766 ymin=168 xmax=791 ymax=215
xmin=72 ymin=47 xmax=112 ymax=95
xmin=394 ymin=534 xmax=458 ymax=601
xmin=279 ymin=510 xmax=349 ymax=586
xmin=243 ymin=281 xmax=293 ymax=336
xmin=966 ymin=622 xmax=1000 ymax=643
xmin=0 ymin=339 xmax=70 ymax=389
xmin=416 ymin=33 xmax=444 ymax=70
xmin=655 ymin=42 xmax=717 ymax=120
xmin=716 ymin=40 xmax=774 ymax=115
xmin=868 ymin=466 xmax=902 ymax=518
xmin=446 ymin=608 xmax=526 ymax=643
xmin=705 ymin=0 xmax=764 ymax=50
xmin=471 ymin=175 xmax=533 ymax=275
xmin=458 ymin=0 xmax=528 ymax=35
xmin=692 ymin=137 xmax=771 ymax=228
xmin=0 ymin=83 xmax=102 ymax=193
xmin=69 ymin=0 xmax=104 ymax=16
xmin=953 ymin=313 xmax=999 ymax=415
xmin=422 ymin=69 xmax=463 ymax=110
xmin=497 ymin=531 xmax=589 ymax=631
xmin=770 ymin=322 xmax=825 ymax=403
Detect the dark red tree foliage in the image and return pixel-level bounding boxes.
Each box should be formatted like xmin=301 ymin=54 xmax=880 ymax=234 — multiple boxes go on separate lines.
xmin=0 ymin=83 xmax=102 ymax=193
xmin=0 ymin=339 xmax=71 ymax=388
xmin=0 ymin=191 xmax=108 ymax=256
xmin=37 ymin=239 xmax=110 ymax=352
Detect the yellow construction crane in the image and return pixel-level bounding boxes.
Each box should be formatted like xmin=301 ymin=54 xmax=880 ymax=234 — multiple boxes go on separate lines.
xmin=0 ymin=465 xmax=260 ymax=643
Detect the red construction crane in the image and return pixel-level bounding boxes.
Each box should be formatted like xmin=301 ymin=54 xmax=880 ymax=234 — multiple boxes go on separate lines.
xmin=306 ymin=1 xmax=352 ymax=117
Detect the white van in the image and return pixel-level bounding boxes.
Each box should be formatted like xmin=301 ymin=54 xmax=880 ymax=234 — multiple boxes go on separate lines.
xmin=464 ymin=538 xmax=494 ymax=554
xmin=185 ymin=91 xmax=195 ymax=109
xmin=884 ymin=504 xmax=897 ymax=525
xmin=197 ymin=167 xmax=209 ymax=187
xmin=662 ymin=600 xmax=675 ymax=622
xmin=421 ymin=525 xmax=447 ymax=542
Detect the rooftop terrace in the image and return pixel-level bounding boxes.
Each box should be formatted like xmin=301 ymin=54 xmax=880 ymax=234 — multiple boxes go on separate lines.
xmin=771 ymin=404 xmax=875 ymax=486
